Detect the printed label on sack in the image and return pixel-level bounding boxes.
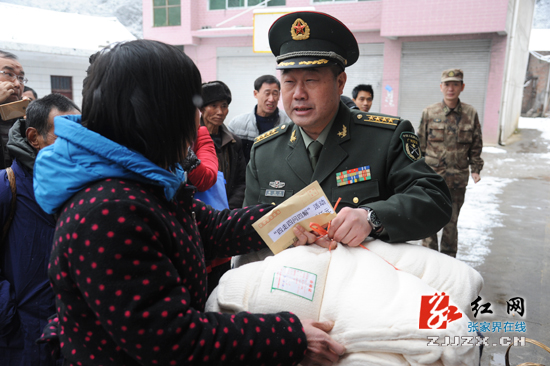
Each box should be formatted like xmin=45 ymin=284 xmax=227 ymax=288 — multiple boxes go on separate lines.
xmin=271 ymin=266 xmax=317 ymax=301
xmin=267 ymin=196 xmax=334 ymax=242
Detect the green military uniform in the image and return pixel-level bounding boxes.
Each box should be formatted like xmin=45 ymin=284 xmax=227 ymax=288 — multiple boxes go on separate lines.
xmin=418 ymin=100 xmax=483 ymax=190
xmin=417 ymin=69 xmax=484 ymax=257
xmin=241 ymin=10 xmax=451 ymax=249
xmin=244 ymin=102 xmax=452 ymax=243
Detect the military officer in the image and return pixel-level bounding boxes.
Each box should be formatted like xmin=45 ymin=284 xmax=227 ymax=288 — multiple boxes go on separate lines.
xmin=418 ymin=69 xmax=484 ymax=257
xmin=243 ymin=11 xmax=452 ymax=248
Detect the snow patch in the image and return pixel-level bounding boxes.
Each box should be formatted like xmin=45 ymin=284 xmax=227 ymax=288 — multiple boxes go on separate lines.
xmin=483 ymin=147 xmax=507 ymax=154
xmin=518 ymin=117 xmax=550 ymax=141
xmin=456 ymin=177 xmax=514 ymax=268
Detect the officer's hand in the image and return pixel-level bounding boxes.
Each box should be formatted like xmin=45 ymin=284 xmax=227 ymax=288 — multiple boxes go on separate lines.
xmin=293 ymin=224 xmax=336 ymax=250
xmin=0 ymin=81 xmax=15 ymax=104
xmin=471 ymin=173 xmax=481 ymax=184
xmin=328 ymin=207 xmax=371 ymax=247
xmin=301 ymin=319 xmax=346 ymax=366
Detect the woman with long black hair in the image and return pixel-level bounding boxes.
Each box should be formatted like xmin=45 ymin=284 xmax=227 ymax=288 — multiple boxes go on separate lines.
xmin=34 ymin=40 xmax=344 ymax=366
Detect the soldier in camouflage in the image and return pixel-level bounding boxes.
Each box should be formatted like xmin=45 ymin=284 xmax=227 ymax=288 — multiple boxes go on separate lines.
xmin=417 ymin=68 xmax=484 ymax=258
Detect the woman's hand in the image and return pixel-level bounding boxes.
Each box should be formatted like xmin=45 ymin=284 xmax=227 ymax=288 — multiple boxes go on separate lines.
xmin=293 ymin=225 xmax=337 ymax=250
xmin=301 ymin=319 xmax=346 ymax=366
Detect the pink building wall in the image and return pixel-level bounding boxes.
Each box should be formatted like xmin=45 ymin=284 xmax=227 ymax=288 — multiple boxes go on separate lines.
xmin=143 ymin=0 xmax=512 ymax=144
xmin=380 ymin=0 xmax=509 ymax=37
xmin=379 ymin=39 xmax=402 ymax=116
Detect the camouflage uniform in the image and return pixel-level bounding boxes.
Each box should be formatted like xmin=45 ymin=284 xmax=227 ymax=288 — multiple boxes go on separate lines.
xmin=417 ymin=99 xmax=483 ymax=257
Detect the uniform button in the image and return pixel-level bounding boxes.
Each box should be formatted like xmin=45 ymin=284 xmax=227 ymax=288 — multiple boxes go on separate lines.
xmin=272 ymin=202 xmax=276 ymax=205
xmin=353 ymin=197 xmax=359 ymax=204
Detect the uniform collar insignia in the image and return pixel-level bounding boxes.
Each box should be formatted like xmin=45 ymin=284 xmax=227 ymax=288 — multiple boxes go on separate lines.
xmin=455 ymin=101 xmax=462 ymax=113
xmin=290 ymin=129 xmax=297 ymax=143
xmin=443 ymin=103 xmax=451 ymax=115
xmin=337 ymin=125 xmax=347 ymax=138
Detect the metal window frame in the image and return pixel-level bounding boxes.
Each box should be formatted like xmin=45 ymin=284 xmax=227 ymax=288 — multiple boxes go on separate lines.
xmin=311 ymin=0 xmax=370 ymax=3
xmin=209 ymin=0 xmax=284 ymax=10
xmin=50 ymin=75 xmax=74 ymax=100
xmin=153 ymin=0 xmax=181 ymax=27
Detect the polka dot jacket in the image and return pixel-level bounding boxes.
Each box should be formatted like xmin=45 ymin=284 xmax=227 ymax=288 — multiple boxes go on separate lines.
xmin=45 ymin=178 xmax=307 ymax=365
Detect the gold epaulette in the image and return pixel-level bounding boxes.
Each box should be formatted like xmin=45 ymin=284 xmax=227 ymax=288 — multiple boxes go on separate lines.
xmin=253 ymin=124 xmax=290 ymax=145
xmin=354 ymin=111 xmax=400 ymax=130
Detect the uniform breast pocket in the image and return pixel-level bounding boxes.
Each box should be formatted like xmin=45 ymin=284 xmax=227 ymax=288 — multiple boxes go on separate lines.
xmin=332 ymin=180 xmax=380 ymax=208
xmin=458 ymin=126 xmax=473 ymax=143
xmin=259 ymin=188 xmax=294 ymax=205
xmin=428 ymin=125 xmax=445 ymax=142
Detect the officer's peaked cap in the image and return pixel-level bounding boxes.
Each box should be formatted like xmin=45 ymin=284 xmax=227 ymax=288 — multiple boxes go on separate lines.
xmin=269 ymin=11 xmax=359 ymax=70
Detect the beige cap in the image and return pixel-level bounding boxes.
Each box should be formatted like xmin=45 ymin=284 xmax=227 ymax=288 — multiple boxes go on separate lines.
xmin=441 ymin=68 xmax=464 ymax=82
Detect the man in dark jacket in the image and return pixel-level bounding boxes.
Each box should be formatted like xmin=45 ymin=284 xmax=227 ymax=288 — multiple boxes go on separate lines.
xmin=0 ymin=93 xmax=80 ymax=366
xmin=0 ymin=50 xmax=27 ymax=169
xmin=200 ymin=81 xmax=247 ymax=210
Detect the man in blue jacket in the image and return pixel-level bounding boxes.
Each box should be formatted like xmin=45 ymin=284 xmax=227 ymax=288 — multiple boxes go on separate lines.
xmin=0 ymin=93 xmax=79 ymax=366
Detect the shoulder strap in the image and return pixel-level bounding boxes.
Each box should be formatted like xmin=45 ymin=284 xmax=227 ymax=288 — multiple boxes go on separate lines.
xmin=2 ymin=167 xmax=17 ymax=243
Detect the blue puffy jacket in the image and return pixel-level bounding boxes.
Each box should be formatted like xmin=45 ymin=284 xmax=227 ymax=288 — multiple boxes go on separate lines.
xmin=34 ymin=115 xmax=186 ymax=214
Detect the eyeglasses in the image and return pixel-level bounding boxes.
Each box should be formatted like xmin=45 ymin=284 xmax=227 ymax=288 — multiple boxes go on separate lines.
xmin=0 ymin=70 xmax=28 ymax=85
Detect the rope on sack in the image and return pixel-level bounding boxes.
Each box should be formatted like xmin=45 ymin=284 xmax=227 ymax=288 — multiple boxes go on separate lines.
xmin=310 ymin=198 xmax=341 ymax=252
xmin=505 ymin=338 xmax=550 ymax=366
xmin=308 ymin=198 xmax=399 ymax=270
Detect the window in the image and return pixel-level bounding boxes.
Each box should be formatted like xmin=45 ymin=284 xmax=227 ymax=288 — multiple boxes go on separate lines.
xmin=153 ymin=0 xmax=181 ymax=27
xmin=51 ymin=76 xmax=73 ymax=100
xmin=209 ymin=0 xmax=285 ymax=10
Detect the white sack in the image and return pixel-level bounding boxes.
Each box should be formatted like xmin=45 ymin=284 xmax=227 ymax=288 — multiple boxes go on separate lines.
xmin=207 ymin=242 xmax=483 ymax=366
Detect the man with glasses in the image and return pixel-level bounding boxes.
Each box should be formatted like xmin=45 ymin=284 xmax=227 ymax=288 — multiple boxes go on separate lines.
xmin=0 ymin=50 xmax=28 ymax=168
xmin=0 ymin=51 xmax=26 ymax=105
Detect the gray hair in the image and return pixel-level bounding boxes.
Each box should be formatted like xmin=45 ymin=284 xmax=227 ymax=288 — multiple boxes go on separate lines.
xmin=0 ymin=50 xmax=18 ymax=60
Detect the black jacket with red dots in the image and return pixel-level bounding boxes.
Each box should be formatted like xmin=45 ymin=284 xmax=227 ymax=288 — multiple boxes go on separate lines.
xmin=44 ymin=178 xmax=307 ymax=365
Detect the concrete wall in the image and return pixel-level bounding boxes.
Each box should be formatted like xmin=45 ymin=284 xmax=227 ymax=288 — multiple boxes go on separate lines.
xmin=499 ymin=0 xmax=535 ymax=144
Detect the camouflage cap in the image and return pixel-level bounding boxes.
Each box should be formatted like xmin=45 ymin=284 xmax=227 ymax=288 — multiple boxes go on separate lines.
xmin=441 ymin=69 xmax=464 ymax=82
xmin=268 ymin=11 xmax=359 ymax=70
